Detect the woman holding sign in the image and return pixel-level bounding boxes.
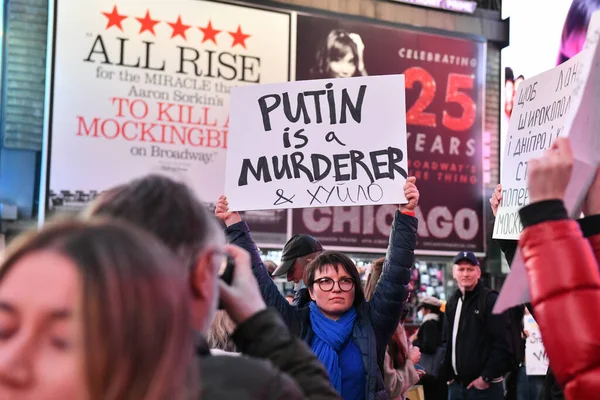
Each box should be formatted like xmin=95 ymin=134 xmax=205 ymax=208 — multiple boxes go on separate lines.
xmin=216 ymin=177 xmax=419 ymax=400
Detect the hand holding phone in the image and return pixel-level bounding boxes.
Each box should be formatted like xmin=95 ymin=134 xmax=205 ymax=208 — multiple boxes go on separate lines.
xmin=217 ymin=244 xmax=267 ymax=324
xmin=219 ymin=256 xmax=235 ymax=285
xmin=217 ymin=256 xmax=236 ymax=309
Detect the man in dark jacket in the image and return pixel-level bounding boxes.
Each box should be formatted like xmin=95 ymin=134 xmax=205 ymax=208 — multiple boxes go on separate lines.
xmin=442 ymin=251 xmax=513 ymax=400
xmin=84 ymin=175 xmax=340 ymax=400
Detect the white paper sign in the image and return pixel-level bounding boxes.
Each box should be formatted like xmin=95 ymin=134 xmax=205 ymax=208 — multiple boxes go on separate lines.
xmin=47 ymin=0 xmax=290 ymax=212
xmin=524 ymin=314 xmax=548 ymax=376
xmin=494 ymin=54 xmax=582 ymax=240
xmin=225 ymin=75 xmax=409 ymax=211
xmin=494 ymin=11 xmax=600 ymax=313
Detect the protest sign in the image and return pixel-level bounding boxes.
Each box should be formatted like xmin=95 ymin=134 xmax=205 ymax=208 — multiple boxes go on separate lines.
xmin=494 ymin=10 xmax=600 ymax=313
xmin=524 ymin=314 xmax=548 ymax=376
xmin=494 ymin=53 xmax=581 ymax=240
xmin=225 ymin=75 xmax=409 ymax=211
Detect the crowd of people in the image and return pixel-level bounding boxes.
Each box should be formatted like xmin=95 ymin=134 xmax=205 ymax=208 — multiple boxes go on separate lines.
xmin=0 ymin=137 xmax=598 ymax=400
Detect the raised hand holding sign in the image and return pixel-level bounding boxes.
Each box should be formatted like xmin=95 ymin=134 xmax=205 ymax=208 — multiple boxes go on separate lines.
xmin=494 ymin=10 xmax=600 ymax=314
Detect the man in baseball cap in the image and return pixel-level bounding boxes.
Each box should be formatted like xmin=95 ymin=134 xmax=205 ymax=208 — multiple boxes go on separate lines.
xmin=441 ymin=250 xmax=513 ymax=398
xmin=452 ymin=251 xmax=480 ymax=266
xmin=272 ymin=234 xmax=323 ymax=284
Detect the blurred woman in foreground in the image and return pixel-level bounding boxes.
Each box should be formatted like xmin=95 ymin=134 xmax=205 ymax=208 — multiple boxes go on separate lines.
xmin=0 ymin=219 xmax=196 ymax=400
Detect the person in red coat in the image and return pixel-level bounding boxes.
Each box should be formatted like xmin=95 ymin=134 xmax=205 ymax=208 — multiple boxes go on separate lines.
xmin=519 ymin=137 xmax=600 ymax=400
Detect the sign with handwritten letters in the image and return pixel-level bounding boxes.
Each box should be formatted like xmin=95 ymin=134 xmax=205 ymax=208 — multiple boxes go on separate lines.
xmin=524 ymin=314 xmax=548 ymax=376
xmin=494 ymin=10 xmax=600 ymax=313
xmin=225 ymin=75 xmax=409 ymax=211
xmin=493 ymin=54 xmax=582 ymax=240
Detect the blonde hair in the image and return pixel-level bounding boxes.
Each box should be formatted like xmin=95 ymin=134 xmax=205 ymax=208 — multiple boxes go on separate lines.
xmin=207 ymin=311 xmax=237 ymax=352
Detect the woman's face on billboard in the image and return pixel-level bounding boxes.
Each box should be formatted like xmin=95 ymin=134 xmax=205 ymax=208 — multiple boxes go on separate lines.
xmin=329 ymin=51 xmax=356 ymax=78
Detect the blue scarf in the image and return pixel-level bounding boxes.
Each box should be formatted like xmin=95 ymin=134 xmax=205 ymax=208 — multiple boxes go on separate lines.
xmin=309 ymin=302 xmax=357 ymax=393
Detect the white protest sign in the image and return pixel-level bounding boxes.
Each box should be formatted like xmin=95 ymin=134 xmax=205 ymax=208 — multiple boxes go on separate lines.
xmin=524 ymin=314 xmax=548 ymax=376
xmin=494 ymin=11 xmax=600 ymax=313
xmin=494 ymin=54 xmax=581 ymax=240
xmin=225 ymin=75 xmax=408 ymax=211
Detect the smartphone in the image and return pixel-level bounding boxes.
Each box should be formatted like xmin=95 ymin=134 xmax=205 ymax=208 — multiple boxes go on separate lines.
xmin=219 ymin=256 xmax=235 ymax=285
xmin=218 ymin=256 xmax=235 ymax=310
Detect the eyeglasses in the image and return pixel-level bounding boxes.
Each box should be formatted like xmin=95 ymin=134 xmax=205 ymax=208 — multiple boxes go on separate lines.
xmin=314 ymin=277 xmax=355 ymax=292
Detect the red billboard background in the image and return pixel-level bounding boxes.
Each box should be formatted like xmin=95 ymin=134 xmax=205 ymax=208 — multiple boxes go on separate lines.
xmin=290 ymin=14 xmax=486 ymax=254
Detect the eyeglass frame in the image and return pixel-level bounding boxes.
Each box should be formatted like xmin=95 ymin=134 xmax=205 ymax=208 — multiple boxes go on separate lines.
xmin=313 ymin=277 xmax=355 ymax=292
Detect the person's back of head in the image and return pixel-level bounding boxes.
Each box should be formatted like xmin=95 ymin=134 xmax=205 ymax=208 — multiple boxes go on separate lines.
xmin=83 ymin=174 xmax=224 ymax=332
xmin=84 ymin=174 xmax=222 ymax=266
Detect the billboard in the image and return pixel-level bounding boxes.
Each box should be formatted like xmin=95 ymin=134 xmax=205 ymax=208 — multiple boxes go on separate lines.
xmin=42 ymin=0 xmax=291 ymax=237
xmin=41 ymin=1 xmax=488 ymax=254
xmin=291 ymin=14 xmax=486 ymax=254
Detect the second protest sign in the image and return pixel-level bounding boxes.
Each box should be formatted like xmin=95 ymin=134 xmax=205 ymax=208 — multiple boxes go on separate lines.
xmin=493 ymin=55 xmax=580 ymax=240
xmin=225 ymin=75 xmax=408 ymax=211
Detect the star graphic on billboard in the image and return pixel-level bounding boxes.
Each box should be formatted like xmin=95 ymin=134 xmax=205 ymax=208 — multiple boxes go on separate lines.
xmin=102 ymin=5 xmax=128 ymax=31
xmin=168 ymin=15 xmax=191 ymax=40
xmin=229 ymin=25 xmax=251 ymax=49
xmin=136 ymin=10 xmax=161 ymax=35
xmin=199 ymin=20 xmax=221 ymax=44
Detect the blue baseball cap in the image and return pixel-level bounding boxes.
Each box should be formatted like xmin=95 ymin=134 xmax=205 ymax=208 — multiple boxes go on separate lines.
xmin=453 ymin=251 xmax=479 ymax=266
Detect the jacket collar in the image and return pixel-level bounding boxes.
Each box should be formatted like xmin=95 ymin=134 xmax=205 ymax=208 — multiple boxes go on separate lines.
xmin=453 ymin=281 xmax=483 ymax=301
xmin=422 ymin=312 xmax=440 ymax=323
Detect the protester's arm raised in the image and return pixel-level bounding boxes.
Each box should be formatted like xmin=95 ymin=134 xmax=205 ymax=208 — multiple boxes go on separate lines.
xmin=216 ymin=196 xmax=297 ymax=327
xmin=520 ymin=138 xmax=600 ymax=399
xmin=368 ymin=178 xmax=418 ymax=349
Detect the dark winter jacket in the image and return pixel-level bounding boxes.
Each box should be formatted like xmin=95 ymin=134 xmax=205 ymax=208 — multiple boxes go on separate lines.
xmin=413 ymin=314 xmax=443 ymax=355
xmin=198 ymin=308 xmax=340 ymax=400
xmin=519 ymin=202 xmax=600 ymax=400
xmin=226 ymin=211 xmax=417 ymax=400
xmin=442 ymin=283 xmax=513 ymax=385
xmin=495 ymin=207 xmax=600 ymax=400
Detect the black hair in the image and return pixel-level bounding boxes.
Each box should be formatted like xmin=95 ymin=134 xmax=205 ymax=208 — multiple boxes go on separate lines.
xmin=558 ymin=0 xmax=600 ymax=64
xmin=310 ymin=29 xmax=361 ymax=79
xmin=505 ymin=67 xmax=514 ymax=83
xmin=304 ymin=251 xmax=365 ymax=306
